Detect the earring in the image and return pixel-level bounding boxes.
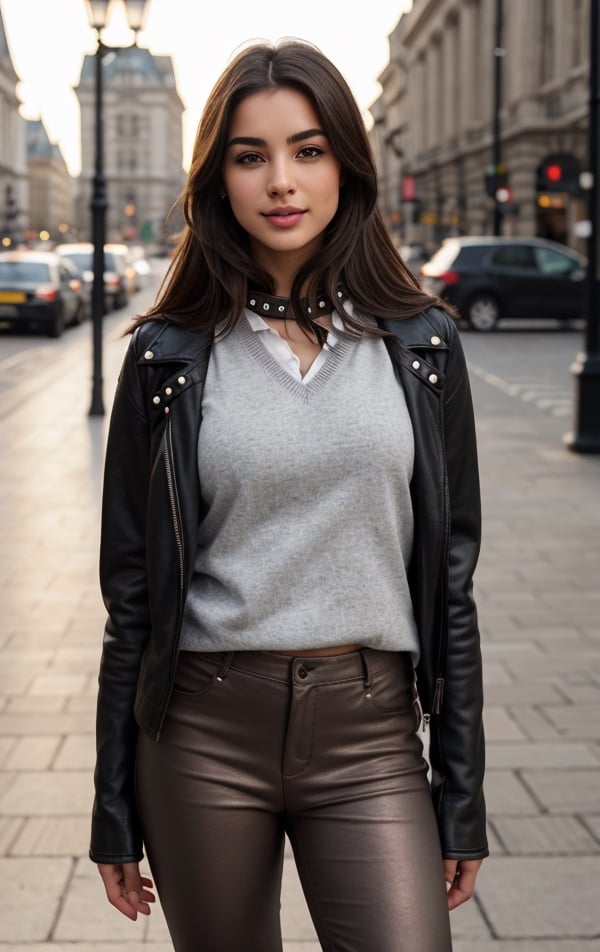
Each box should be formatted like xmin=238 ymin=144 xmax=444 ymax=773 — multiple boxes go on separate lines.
xmin=219 ymin=190 xmax=226 ymax=200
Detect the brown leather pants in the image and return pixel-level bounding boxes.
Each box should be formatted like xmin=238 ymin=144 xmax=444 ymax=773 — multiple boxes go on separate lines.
xmin=136 ymin=648 xmax=452 ymax=952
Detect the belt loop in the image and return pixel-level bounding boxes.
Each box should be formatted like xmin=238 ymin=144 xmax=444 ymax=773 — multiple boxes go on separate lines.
xmin=216 ymin=652 xmax=234 ymax=682
xmin=359 ymin=648 xmax=373 ymax=691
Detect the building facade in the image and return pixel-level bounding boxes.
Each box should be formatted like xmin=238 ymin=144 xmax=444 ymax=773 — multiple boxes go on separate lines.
xmin=370 ymin=0 xmax=589 ymax=253
xmin=0 ymin=10 xmax=27 ymax=246
xmin=75 ymin=45 xmax=186 ymax=246
xmin=25 ymin=120 xmax=75 ymax=243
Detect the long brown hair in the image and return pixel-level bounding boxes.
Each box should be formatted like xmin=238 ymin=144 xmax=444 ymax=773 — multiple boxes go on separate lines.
xmin=139 ymin=40 xmax=453 ymax=335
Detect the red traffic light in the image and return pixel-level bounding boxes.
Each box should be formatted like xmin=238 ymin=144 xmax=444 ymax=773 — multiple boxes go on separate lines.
xmin=545 ymin=163 xmax=563 ymax=183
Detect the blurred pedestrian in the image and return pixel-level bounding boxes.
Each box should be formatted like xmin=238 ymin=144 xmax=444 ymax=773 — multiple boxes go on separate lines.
xmin=90 ymin=39 xmax=487 ymax=952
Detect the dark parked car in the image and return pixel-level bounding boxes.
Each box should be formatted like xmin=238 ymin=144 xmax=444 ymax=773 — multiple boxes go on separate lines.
xmin=420 ymin=236 xmax=586 ymax=331
xmin=55 ymin=242 xmax=130 ymax=311
xmin=0 ymin=250 xmax=88 ymax=337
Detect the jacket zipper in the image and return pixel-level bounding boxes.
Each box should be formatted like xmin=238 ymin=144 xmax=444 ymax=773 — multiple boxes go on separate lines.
xmin=156 ymin=417 xmax=185 ymax=739
xmin=421 ymin=676 xmax=445 ymax=731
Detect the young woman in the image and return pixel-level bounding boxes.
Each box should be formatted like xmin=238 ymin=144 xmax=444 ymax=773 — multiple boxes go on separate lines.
xmin=90 ymin=40 xmax=487 ymax=952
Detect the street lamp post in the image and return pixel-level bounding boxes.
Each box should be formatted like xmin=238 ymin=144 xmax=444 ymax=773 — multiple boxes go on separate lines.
xmin=492 ymin=0 xmax=505 ymax=237
xmin=565 ymin=0 xmax=600 ymax=453
xmin=84 ymin=0 xmax=150 ymax=417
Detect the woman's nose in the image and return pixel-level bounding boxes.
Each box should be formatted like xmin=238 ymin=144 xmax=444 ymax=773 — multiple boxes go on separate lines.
xmin=267 ymin=159 xmax=296 ymax=196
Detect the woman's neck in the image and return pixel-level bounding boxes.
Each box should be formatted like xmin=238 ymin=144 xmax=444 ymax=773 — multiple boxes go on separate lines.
xmin=250 ymin=245 xmax=320 ymax=297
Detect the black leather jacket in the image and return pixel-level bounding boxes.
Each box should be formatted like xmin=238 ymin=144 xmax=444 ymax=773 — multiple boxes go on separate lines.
xmin=90 ymin=306 xmax=488 ymax=865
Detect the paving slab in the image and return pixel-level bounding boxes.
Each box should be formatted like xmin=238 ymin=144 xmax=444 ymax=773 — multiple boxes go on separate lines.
xmin=281 ymin=859 xmax=319 ymax=943
xmin=490 ymin=815 xmax=600 ymax=854
xmin=4 ymin=735 xmax=61 ymax=770
xmin=0 ymin=856 xmax=72 ymax=941
xmin=11 ymin=816 xmax=90 ymax=857
xmin=557 ymin=683 xmax=600 ymax=704
xmin=542 ymin=702 xmax=600 ymax=738
xmin=453 ymin=944 xmax=600 ymax=951
xmin=450 ymin=893 xmax=492 ymax=941
xmin=521 ymin=768 xmax=600 ymax=812
xmin=0 ymin=736 xmax=14 ymax=767
xmin=484 ymin=683 xmax=565 ymax=706
xmin=0 ymin=712 xmax=96 ymax=736
xmin=5 ymin=696 xmax=67 ymax=714
xmin=506 ymin=706 xmax=563 ymax=741
xmin=54 ymin=855 xmax=155 ymax=943
xmin=0 ymin=770 xmax=92 ymax=815
xmin=0 ymin=815 xmax=23 ymax=853
xmin=475 ymin=856 xmax=600 ymax=938
xmin=53 ymin=734 xmax=95 ymax=770
xmin=484 ymin=708 xmax=527 ymax=742
xmin=0 ymin=946 xmax=175 ymax=951
xmin=582 ymin=814 xmax=600 ymax=842
xmin=486 ymin=741 xmax=599 ymax=769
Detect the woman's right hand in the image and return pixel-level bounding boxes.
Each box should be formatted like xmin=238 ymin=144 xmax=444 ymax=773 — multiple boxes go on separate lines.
xmin=97 ymin=861 xmax=156 ymax=920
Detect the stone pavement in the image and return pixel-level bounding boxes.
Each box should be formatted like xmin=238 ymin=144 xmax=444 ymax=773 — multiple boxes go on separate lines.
xmin=0 ymin=266 xmax=599 ymax=950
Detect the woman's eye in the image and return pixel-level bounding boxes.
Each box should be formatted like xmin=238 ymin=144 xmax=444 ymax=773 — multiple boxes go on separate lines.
xmin=236 ymin=152 xmax=263 ymax=165
xmin=297 ymin=146 xmax=323 ymax=159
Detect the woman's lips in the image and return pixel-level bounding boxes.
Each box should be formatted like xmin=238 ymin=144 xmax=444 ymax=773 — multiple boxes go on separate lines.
xmin=263 ymin=209 xmax=305 ymax=228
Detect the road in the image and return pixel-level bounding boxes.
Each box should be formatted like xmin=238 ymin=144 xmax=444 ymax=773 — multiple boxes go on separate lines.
xmin=460 ymin=322 xmax=585 ymax=424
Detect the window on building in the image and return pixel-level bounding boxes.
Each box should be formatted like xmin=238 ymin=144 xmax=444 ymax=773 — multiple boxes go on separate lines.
xmin=571 ymin=0 xmax=584 ymax=67
xmin=115 ymin=114 xmax=140 ymax=137
xmin=450 ymin=14 xmax=460 ymax=134
xmin=540 ymin=0 xmax=555 ymax=84
xmin=471 ymin=0 xmax=482 ymax=122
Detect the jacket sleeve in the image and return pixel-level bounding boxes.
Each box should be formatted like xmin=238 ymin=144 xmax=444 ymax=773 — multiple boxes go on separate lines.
xmin=90 ymin=329 xmax=152 ymax=864
xmin=429 ymin=318 xmax=488 ymax=860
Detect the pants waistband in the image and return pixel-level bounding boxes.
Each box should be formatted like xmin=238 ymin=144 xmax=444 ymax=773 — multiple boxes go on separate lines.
xmin=181 ymin=648 xmax=413 ymax=689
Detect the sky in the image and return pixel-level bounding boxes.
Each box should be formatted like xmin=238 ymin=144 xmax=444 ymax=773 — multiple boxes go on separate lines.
xmin=0 ymin=0 xmax=412 ymax=177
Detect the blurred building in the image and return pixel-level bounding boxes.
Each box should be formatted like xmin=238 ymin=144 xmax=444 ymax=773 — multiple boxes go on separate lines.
xmin=75 ymin=45 xmax=186 ymax=246
xmin=0 ymin=9 xmax=28 ymax=246
xmin=25 ymin=119 xmax=75 ymax=244
xmin=370 ymin=0 xmax=589 ymax=252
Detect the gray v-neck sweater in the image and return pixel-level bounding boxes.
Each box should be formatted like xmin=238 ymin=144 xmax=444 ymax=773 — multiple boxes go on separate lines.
xmin=180 ymin=318 xmax=419 ymax=658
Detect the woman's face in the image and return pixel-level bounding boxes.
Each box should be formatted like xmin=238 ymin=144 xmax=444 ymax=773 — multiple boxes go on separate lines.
xmin=222 ymin=87 xmax=342 ymax=278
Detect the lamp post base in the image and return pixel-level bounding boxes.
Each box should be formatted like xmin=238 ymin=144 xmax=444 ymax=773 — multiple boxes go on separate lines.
xmin=564 ymin=352 xmax=600 ymax=454
xmin=89 ymin=388 xmax=105 ymax=417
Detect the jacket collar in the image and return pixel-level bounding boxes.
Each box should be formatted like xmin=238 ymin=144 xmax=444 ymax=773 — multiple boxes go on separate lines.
xmin=136 ymin=308 xmax=450 ymax=404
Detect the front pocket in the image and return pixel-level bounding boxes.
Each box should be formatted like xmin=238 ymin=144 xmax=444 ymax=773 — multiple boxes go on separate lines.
xmin=368 ymin=659 xmax=418 ymax=716
xmin=171 ymin=651 xmax=219 ymax=697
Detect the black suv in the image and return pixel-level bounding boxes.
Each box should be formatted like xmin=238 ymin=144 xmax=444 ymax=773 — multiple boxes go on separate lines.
xmin=420 ymin=236 xmax=586 ymax=330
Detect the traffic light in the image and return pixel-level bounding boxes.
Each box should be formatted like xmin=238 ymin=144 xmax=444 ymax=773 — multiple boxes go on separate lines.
xmin=536 ymin=153 xmax=581 ymax=193
xmin=484 ymin=163 xmax=509 ymax=198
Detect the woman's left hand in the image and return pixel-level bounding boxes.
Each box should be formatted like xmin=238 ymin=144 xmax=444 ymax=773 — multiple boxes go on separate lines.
xmin=443 ymin=858 xmax=484 ymax=910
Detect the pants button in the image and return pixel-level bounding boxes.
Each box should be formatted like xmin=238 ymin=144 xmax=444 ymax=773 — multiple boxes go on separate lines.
xmin=297 ymin=665 xmax=309 ymax=679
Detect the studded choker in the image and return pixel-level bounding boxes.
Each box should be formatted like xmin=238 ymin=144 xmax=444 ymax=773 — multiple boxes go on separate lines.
xmin=245 ymin=288 xmax=345 ymax=320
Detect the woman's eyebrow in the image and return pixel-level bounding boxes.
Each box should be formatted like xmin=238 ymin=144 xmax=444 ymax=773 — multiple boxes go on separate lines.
xmin=226 ymin=128 xmax=327 ymax=148
xmin=288 ymin=128 xmax=326 ymax=144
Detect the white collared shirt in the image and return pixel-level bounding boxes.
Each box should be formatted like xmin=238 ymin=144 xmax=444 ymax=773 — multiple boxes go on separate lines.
xmin=244 ymin=309 xmax=345 ymax=384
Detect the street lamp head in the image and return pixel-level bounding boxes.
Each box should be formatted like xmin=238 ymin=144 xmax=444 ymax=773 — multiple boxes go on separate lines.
xmin=83 ymin=0 xmax=112 ymax=31
xmin=83 ymin=0 xmax=150 ymax=37
xmin=123 ymin=0 xmax=151 ymax=37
